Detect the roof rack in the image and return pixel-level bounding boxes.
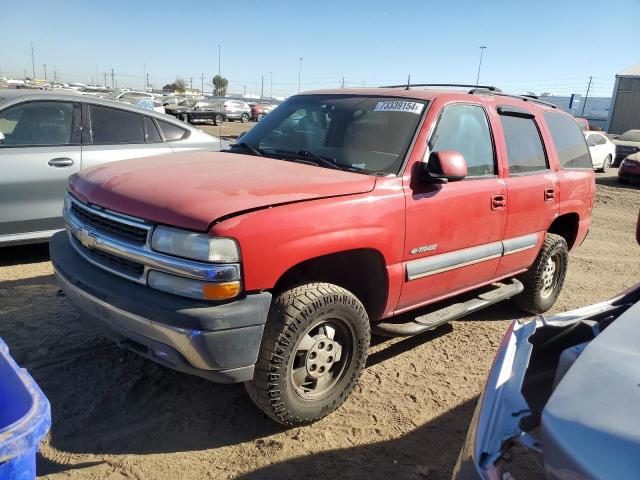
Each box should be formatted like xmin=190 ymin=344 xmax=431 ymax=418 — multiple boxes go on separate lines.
xmin=378 ymin=82 xmax=558 ymax=109
xmin=493 ymin=92 xmax=557 ymax=109
xmin=380 ymin=83 xmax=501 ymax=92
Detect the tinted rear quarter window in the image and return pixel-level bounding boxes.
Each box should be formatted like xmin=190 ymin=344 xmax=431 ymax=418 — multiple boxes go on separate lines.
xmin=500 ymin=115 xmax=547 ymax=174
xmin=157 ymin=120 xmax=187 ymax=141
xmin=90 ymin=106 xmax=145 ymax=144
xmin=544 ymin=112 xmax=592 ymax=169
xmin=144 ymin=117 xmax=162 ymax=143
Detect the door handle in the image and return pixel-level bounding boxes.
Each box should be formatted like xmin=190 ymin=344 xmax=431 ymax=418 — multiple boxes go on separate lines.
xmin=48 ymin=157 xmax=74 ymax=167
xmin=544 ymin=188 xmax=555 ymax=201
xmin=491 ymin=194 xmax=506 ymax=211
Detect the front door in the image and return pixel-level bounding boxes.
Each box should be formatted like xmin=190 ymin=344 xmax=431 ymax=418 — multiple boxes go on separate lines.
xmin=0 ymin=100 xmax=81 ymax=239
xmin=398 ymin=103 xmax=507 ymax=313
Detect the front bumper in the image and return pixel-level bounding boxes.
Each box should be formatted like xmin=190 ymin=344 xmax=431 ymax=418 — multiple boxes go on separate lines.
xmin=50 ymin=231 xmax=271 ymax=383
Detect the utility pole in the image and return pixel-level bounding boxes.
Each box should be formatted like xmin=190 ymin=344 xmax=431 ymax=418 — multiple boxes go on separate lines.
xmin=95 ymin=65 xmax=99 ymax=86
xmin=54 ymin=70 xmax=58 ymax=82
xmin=581 ymin=76 xmax=593 ymax=116
xmin=189 ymin=77 xmax=193 ymax=89
xmin=43 ymin=64 xmax=47 ymax=80
xmin=270 ymin=71 xmax=273 ymax=99
xmin=30 ymin=42 xmax=35 ymax=78
xmin=143 ymin=63 xmax=146 ymax=91
xmin=146 ymin=73 xmax=150 ymax=92
xmin=103 ymin=72 xmax=107 ymax=87
xmin=476 ymin=46 xmax=486 ymax=86
xmin=200 ymin=73 xmax=204 ymax=94
xmin=260 ymin=74 xmax=264 ymax=98
xmin=23 ymin=69 xmax=27 ymax=80
xmin=243 ymin=85 xmax=246 ymax=99
xmin=341 ymin=77 xmax=345 ymax=88
xmin=218 ymin=44 xmax=221 ymax=77
xmin=298 ymin=57 xmax=303 ymax=94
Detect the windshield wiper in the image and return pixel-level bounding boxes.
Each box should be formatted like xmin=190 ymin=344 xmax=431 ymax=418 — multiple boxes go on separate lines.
xmin=273 ymin=149 xmax=341 ymax=170
xmin=227 ymin=142 xmax=264 ymax=157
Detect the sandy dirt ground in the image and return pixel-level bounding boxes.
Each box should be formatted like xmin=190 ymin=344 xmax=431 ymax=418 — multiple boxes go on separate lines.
xmin=0 ymin=169 xmax=638 ymax=480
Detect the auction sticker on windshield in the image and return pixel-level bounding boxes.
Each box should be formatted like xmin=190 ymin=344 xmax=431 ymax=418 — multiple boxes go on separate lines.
xmin=374 ymin=101 xmax=424 ymax=114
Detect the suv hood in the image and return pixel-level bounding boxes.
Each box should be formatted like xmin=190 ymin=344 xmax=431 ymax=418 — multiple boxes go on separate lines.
xmin=69 ymin=151 xmax=376 ymax=231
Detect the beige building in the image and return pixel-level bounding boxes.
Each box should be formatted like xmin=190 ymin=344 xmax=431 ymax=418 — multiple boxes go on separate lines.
xmin=607 ymin=64 xmax=640 ymax=134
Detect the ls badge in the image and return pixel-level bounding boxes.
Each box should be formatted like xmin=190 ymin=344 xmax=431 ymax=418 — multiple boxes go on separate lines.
xmin=410 ymin=244 xmax=438 ymax=255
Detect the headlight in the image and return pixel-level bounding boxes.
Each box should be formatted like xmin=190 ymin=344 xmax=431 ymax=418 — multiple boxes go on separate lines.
xmin=151 ymin=225 xmax=240 ymax=262
xmin=148 ymin=270 xmax=240 ymax=301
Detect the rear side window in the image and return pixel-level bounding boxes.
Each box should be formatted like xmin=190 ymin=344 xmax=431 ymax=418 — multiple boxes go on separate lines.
xmin=544 ymin=112 xmax=592 ymax=169
xmin=90 ymin=106 xmax=145 ymax=144
xmin=157 ymin=120 xmax=187 ymax=141
xmin=500 ymin=115 xmax=547 ymax=174
xmin=429 ymin=104 xmax=495 ymax=176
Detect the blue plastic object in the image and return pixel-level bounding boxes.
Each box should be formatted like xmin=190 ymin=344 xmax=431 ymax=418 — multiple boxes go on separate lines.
xmin=0 ymin=338 xmax=51 ymax=480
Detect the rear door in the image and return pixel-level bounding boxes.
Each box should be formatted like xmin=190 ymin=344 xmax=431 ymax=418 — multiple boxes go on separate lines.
xmin=494 ymin=106 xmax=559 ymax=278
xmin=0 ymin=100 xmax=81 ymax=239
xmin=81 ymin=104 xmax=172 ymax=170
xmin=398 ymin=102 xmax=507 ymax=311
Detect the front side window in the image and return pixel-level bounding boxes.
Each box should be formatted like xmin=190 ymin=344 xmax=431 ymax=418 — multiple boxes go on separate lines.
xmin=90 ymin=105 xmax=145 ymax=144
xmin=544 ymin=112 xmax=591 ymax=169
xmin=429 ymin=104 xmax=495 ymax=176
xmin=238 ymin=95 xmax=426 ymax=175
xmin=0 ymin=101 xmax=76 ymax=146
xmin=500 ymin=115 xmax=548 ymax=174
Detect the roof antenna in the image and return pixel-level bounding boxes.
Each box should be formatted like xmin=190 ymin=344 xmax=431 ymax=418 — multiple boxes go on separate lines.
xmin=405 ymin=74 xmax=411 ymax=90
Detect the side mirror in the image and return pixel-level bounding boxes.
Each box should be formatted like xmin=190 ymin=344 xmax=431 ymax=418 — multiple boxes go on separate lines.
xmin=0 ymin=132 xmax=4 ymax=144
xmin=422 ymin=150 xmax=467 ymax=183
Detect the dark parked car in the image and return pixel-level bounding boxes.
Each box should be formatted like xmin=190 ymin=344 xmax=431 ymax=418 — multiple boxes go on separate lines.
xmin=612 ymin=129 xmax=640 ymax=166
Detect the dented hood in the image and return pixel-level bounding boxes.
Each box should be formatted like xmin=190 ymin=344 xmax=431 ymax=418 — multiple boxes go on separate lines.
xmin=69 ymin=151 xmax=376 ymax=231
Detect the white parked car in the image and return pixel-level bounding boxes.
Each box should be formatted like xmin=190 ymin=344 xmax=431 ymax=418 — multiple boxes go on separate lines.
xmin=584 ymin=131 xmax=616 ymax=172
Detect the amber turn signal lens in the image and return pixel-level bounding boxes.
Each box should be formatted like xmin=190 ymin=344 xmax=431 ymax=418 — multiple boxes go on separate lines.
xmin=202 ymin=282 xmax=241 ymax=300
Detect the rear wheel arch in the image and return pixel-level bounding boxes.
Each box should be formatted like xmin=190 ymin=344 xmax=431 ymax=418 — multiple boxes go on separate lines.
xmin=547 ymin=213 xmax=580 ymax=250
xmin=272 ymin=249 xmax=389 ymax=322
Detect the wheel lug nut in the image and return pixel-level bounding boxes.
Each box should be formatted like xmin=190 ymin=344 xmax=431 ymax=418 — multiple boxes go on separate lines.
xmin=318 ymin=341 xmax=325 ymax=349
xmin=327 ymin=356 xmax=333 ymax=363
xmin=310 ymin=364 xmax=316 ymax=371
xmin=326 ymin=344 xmax=333 ymax=351
xmin=318 ymin=366 xmax=325 ymax=373
xmin=309 ymin=352 xmax=316 ymax=359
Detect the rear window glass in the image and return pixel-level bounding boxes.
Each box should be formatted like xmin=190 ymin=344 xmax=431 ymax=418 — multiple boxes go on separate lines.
xmin=500 ymin=115 xmax=548 ymax=174
xmin=90 ymin=106 xmax=145 ymax=144
xmin=157 ymin=120 xmax=187 ymax=141
xmin=544 ymin=112 xmax=592 ymax=169
xmin=619 ymin=130 xmax=640 ymax=142
xmin=144 ymin=117 xmax=162 ymax=143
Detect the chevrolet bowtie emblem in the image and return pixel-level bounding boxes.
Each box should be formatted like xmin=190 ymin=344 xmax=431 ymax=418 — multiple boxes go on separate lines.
xmin=78 ymin=227 xmax=96 ymax=249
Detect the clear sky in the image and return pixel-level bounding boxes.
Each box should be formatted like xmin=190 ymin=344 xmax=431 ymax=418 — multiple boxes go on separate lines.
xmin=2 ymin=0 xmax=639 ymax=98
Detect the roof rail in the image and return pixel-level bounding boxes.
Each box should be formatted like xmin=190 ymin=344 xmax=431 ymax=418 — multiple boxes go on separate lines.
xmin=380 ymin=83 xmax=500 ymax=91
xmin=493 ymin=92 xmax=558 ymax=109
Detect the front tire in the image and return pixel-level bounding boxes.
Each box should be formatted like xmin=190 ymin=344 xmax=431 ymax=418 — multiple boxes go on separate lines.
xmin=245 ymin=283 xmax=370 ymax=426
xmin=512 ymin=233 xmax=569 ymax=314
xmin=598 ymin=155 xmax=612 ymax=173
xmin=214 ymin=114 xmax=224 ymax=126
xmin=241 ymin=113 xmax=250 ymax=123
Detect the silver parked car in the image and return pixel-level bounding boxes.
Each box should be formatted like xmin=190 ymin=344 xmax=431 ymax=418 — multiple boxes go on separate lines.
xmin=453 ymin=214 xmax=640 ymax=479
xmin=0 ymin=89 xmax=227 ymax=246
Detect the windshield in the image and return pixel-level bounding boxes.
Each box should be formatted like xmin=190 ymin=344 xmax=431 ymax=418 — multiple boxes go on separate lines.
xmin=237 ymin=94 xmax=427 ymax=175
xmin=619 ymin=130 xmax=640 ymax=142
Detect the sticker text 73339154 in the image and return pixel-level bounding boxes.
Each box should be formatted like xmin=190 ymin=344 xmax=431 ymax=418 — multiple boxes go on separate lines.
xmin=373 ymin=101 xmax=424 ymax=114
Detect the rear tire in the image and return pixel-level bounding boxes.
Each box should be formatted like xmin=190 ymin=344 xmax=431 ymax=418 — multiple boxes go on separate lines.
xmin=214 ymin=114 xmax=224 ymax=126
xmin=241 ymin=113 xmax=250 ymax=123
xmin=245 ymin=283 xmax=370 ymax=426
xmin=512 ymin=233 xmax=569 ymax=314
xmin=598 ymin=155 xmax=612 ymax=173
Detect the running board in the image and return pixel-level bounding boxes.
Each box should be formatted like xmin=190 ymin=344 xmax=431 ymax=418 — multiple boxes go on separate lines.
xmin=373 ymin=279 xmax=524 ymax=337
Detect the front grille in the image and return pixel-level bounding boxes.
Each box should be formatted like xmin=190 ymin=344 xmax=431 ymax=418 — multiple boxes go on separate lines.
xmin=75 ymin=238 xmax=145 ymax=277
xmin=71 ymin=203 xmax=148 ymax=245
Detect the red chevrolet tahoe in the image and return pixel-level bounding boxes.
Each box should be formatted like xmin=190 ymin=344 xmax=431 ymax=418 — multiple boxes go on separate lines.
xmin=50 ymin=86 xmax=595 ymax=425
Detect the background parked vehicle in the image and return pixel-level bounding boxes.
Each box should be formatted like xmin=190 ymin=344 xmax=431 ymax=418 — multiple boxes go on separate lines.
xmin=221 ymin=99 xmax=251 ymax=122
xmin=618 ymin=151 xmax=640 ymax=184
xmin=584 ymin=131 xmax=615 ymax=172
xmin=612 ymin=129 xmax=640 ymax=166
xmin=165 ymin=97 xmax=225 ymax=125
xmin=453 ymin=212 xmax=640 ymax=480
xmin=0 ymin=89 xmax=227 ymax=246
xmin=249 ymin=101 xmax=277 ymax=121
